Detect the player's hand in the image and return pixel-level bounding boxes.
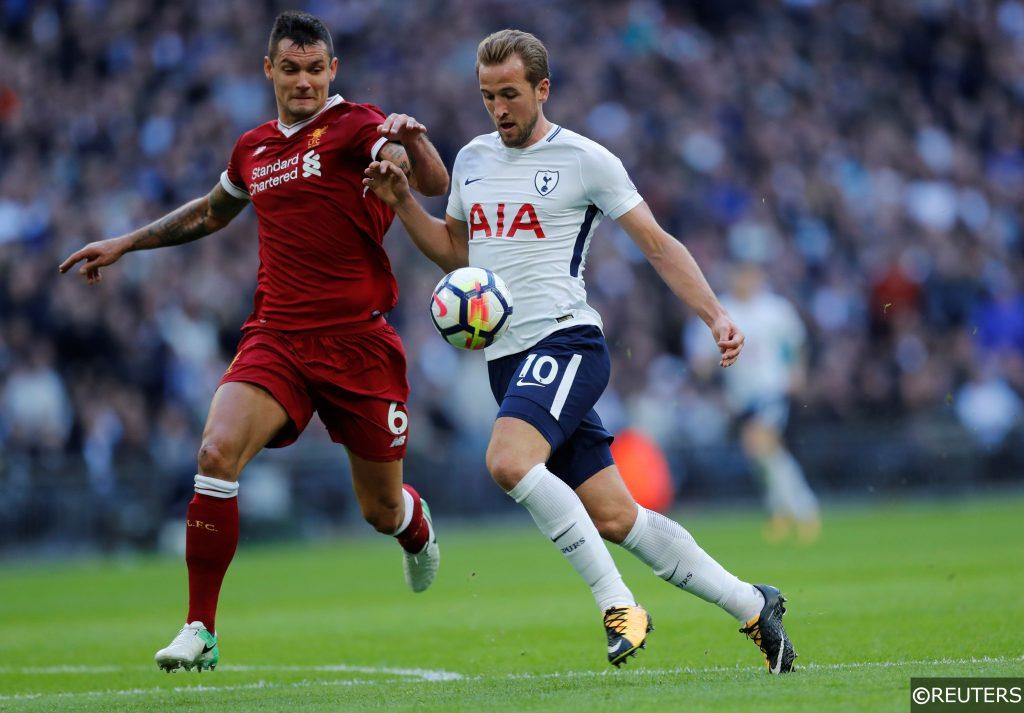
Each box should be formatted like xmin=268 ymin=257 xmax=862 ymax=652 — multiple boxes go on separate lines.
xmin=711 ymin=315 xmax=744 ymax=368
xmin=363 ymin=160 xmax=412 ymax=208
xmin=58 ymin=236 xmax=130 ymax=284
xmin=377 ymin=113 xmax=427 ymax=144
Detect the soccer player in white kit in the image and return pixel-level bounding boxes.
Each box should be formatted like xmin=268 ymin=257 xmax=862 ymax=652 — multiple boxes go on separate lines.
xmin=364 ymin=30 xmax=797 ymax=672
xmin=688 ymin=262 xmax=821 ymax=542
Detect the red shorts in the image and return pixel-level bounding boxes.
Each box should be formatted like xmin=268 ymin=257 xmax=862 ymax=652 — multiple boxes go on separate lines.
xmin=220 ymin=319 xmax=410 ymax=461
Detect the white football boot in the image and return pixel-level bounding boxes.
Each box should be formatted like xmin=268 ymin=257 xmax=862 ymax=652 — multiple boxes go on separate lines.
xmin=403 ymin=500 xmax=440 ymax=593
xmin=154 ymin=621 xmax=218 ymax=672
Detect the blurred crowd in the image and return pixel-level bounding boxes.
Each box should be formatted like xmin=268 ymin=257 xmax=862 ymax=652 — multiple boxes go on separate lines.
xmin=2 ymin=0 xmax=1023 ymax=513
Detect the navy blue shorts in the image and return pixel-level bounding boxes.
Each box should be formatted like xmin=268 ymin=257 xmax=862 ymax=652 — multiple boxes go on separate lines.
xmin=487 ymin=326 xmax=615 ymax=489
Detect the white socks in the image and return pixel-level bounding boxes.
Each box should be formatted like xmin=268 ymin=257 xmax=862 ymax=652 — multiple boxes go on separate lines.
xmin=509 ymin=464 xmax=634 ymax=612
xmin=621 ymin=506 xmax=764 ymax=622
xmin=390 ymin=487 xmax=415 ymax=537
xmin=194 ymin=474 xmax=239 ymax=499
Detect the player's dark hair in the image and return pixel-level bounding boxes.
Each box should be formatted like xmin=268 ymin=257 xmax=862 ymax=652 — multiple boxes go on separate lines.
xmin=268 ymin=11 xmax=334 ymax=60
xmin=477 ymin=29 xmax=550 ymax=86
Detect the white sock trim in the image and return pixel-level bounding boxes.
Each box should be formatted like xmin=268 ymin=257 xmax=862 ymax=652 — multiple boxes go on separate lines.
xmin=391 ymin=488 xmax=415 ymax=536
xmin=194 ymin=474 xmax=239 ymax=499
xmin=620 ymin=505 xmax=647 ymax=550
xmin=506 ymin=462 xmax=547 ymax=503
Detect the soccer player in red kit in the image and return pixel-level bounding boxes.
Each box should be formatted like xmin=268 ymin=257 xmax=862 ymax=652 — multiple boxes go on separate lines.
xmin=59 ymin=11 xmax=449 ymax=672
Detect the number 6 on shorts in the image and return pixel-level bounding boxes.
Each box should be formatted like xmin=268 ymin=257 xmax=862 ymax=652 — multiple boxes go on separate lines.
xmin=387 ymin=402 xmax=408 ymax=435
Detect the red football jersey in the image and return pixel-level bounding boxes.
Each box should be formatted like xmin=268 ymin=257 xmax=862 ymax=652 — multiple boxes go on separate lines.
xmin=220 ymin=95 xmax=397 ymax=332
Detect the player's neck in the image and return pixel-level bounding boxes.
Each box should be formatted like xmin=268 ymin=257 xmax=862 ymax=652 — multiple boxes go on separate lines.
xmin=518 ymin=115 xmax=553 ymax=149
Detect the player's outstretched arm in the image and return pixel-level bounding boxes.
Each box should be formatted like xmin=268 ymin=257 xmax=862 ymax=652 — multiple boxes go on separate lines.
xmin=59 ymin=183 xmax=248 ymax=283
xmin=376 ymin=114 xmax=449 ymax=196
xmin=617 ymin=201 xmax=744 ymax=368
xmin=363 ymin=160 xmax=467 ymax=273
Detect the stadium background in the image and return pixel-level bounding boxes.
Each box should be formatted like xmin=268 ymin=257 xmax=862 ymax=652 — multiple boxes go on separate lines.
xmin=1 ymin=0 xmax=1023 ymax=554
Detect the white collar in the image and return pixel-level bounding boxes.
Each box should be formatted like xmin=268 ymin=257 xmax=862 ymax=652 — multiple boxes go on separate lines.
xmin=276 ymin=94 xmax=343 ymax=138
xmin=496 ymin=123 xmax=561 ymax=155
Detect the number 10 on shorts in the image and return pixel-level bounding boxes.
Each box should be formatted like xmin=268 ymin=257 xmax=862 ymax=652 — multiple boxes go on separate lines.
xmin=517 ymin=352 xmax=583 ymax=420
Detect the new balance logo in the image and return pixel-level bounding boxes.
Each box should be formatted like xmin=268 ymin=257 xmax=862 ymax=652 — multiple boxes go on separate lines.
xmin=390 ymin=435 xmax=407 ymax=448
xmin=302 ymin=150 xmax=321 ymax=177
xmin=253 ymin=145 xmax=267 ymax=156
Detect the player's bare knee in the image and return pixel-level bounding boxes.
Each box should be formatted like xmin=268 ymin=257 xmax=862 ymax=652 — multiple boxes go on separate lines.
xmin=486 ymin=447 xmax=530 ymax=492
xmin=593 ymin=511 xmax=634 ymax=544
xmin=196 ymin=441 xmax=241 ymax=481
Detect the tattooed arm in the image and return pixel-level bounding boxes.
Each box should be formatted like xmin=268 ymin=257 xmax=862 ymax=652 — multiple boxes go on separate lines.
xmin=375 ymin=113 xmax=449 ymax=196
xmin=59 ymin=183 xmax=248 ymax=283
xmin=377 ymin=141 xmax=448 ymax=197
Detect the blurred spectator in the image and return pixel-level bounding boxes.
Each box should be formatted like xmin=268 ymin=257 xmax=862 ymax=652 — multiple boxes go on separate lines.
xmin=1 ymin=343 xmax=72 ymax=451
xmin=955 ymin=364 xmax=1023 ymax=448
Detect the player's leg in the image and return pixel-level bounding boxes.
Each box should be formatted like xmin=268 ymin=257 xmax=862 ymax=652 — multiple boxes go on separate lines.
xmin=486 ymin=416 xmax=648 ymax=665
xmin=157 ymin=331 xmax=313 ymax=672
xmin=486 ymin=416 xmax=610 ymax=581
xmin=488 ymin=416 xmax=633 ymax=617
xmin=576 ymin=463 xmax=797 ymax=673
xmin=346 ymin=450 xmax=438 ymax=592
xmin=742 ymin=409 xmax=820 ymax=543
xmin=156 ymin=380 xmax=293 ymax=672
xmin=579 ymin=464 xmax=764 ymax=619
xmin=306 ymin=325 xmax=440 ymax=591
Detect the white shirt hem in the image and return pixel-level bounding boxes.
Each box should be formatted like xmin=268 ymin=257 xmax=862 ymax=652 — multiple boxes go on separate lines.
xmin=220 ymin=171 xmax=250 ymax=201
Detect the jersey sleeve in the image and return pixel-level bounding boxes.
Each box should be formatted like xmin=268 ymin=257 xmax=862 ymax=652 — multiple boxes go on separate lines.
xmin=347 ymin=103 xmax=389 ymax=163
xmin=576 ymin=144 xmax=642 ymax=219
xmin=445 ymin=148 xmax=467 ymax=222
xmin=220 ymin=135 xmax=251 ymax=201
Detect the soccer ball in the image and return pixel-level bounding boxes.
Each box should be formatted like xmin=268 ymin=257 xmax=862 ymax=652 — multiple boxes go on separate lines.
xmin=430 ymin=267 xmax=513 ymax=350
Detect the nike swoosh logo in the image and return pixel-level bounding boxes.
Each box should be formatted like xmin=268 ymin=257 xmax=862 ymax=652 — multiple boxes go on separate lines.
xmin=608 ymin=644 xmax=624 ymax=654
xmin=464 ymin=177 xmax=485 ymax=185
xmin=550 ymin=522 xmax=575 ymax=542
xmin=515 ymin=379 xmax=544 ymax=387
xmin=202 ymin=643 xmax=215 ymax=654
xmin=771 ymin=635 xmax=785 ymax=674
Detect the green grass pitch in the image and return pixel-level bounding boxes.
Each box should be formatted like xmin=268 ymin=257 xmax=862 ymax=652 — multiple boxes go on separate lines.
xmin=2 ymin=496 xmax=1022 ymax=711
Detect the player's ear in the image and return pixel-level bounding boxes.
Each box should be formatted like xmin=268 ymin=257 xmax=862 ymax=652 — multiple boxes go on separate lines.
xmin=329 ymin=56 xmax=338 ymax=81
xmin=263 ymin=56 xmax=273 ymax=80
xmin=536 ymin=78 xmax=550 ymax=103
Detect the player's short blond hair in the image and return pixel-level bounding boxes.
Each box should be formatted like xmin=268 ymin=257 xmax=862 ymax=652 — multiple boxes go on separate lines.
xmin=476 ymin=29 xmax=550 ymax=86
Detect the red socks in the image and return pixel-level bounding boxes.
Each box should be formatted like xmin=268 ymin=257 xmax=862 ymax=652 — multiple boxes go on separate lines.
xmin=182 ymin=478 xmax=425 ymax=631
xmin=185 ymin=476 xmax=240 ymax=633
xmin=395 ymin=484 xmax=429 ymax=554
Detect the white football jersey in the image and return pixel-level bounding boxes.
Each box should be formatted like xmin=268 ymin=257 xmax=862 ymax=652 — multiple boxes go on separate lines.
xmin=446 ymin=125 xmax=642 ymax=360
xmin=687 ymin=290 xmax=806 ymax=408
